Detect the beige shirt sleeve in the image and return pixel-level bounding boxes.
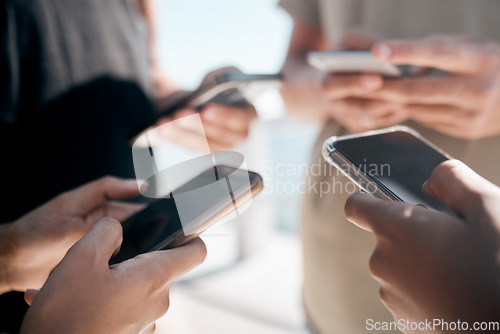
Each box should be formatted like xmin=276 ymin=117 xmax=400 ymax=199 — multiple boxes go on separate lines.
xmin=294 ymin=1 xmax=500 ymax=334
xmin=278 ymin=0 xmax=320 ymax=27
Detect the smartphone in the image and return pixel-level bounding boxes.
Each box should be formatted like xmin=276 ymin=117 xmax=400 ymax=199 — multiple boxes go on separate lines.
xmin=307 ymin=51 xmax=411 ymax=77
xmin=322 ymin=126 xmax=453 ymax=214
xmin=158 ymin=72 xmax=283 ymax=115
xmin=109 ymin=165 xmax=263 ymax=265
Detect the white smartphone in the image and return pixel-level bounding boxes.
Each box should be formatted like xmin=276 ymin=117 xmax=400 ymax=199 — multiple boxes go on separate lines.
xmin=322 ymin=126 xmax=454 ymax=214
xmin=307 ymin=50 xmax=409 ymax=77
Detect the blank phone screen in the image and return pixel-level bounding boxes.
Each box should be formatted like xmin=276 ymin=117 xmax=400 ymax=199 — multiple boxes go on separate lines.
xmin=110 ymin=166 xmax=255 ymax=264
xmin=109 ymin=197 xmax=182 ymax=265
xmin=333 ymin=130 xmax=452 ymax=213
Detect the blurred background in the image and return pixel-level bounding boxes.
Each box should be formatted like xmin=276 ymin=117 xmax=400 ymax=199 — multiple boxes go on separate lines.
xmin=152 ymin=0 xmax=321 ymax=333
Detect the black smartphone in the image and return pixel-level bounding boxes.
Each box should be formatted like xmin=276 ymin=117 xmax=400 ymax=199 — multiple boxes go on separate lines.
xmin=157 ymin=72 xmax=282 ymax=115
xmin=322 ymin=126 xmax=453 ymax=214
xmin=110 ymin=165 xmax=263 ymax=265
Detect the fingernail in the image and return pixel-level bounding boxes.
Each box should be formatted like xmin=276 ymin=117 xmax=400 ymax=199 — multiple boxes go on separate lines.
xmin=125 ymin=179 xmax=145 ymax=187
xmin=361 ymin=77 xmax=381 ymax=90
xmin=374 ymin=43 xmax=392 ymax=61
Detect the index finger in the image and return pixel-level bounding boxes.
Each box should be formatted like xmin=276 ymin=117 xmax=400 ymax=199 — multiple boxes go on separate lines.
xmin=340 ymin=29 xmax=381 ymax=50
xmin=323 ymin=73 xmax=384 ymax=100
xmin=372 ymin=37 xmax=489 ymax=74
xmin=201 ymin=103 xmax=256 ymax=132
xmin=57 ymin=177 xmax=141 ymax=215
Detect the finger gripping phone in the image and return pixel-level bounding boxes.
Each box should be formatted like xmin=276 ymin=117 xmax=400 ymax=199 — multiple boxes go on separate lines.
xmin=322 ymin=126 xmax=453 ymax=214
xmin=110 ymin=165 xmax=263 ymax=265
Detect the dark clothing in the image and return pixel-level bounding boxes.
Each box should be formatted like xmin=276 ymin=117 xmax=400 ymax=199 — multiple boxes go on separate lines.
xmin=0 ymin=0 xmax=155 ymax=331
xmin=1 ymin=0 xmax=151 ymax=127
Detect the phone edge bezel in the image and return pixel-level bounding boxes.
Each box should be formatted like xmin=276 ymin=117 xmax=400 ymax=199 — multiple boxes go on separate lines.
xmin=321 ymin=125 xmax=453 ymax=201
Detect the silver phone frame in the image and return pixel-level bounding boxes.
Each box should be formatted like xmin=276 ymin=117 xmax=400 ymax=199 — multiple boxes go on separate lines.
xmin=322 ymin=126 xmax=453 ymax=201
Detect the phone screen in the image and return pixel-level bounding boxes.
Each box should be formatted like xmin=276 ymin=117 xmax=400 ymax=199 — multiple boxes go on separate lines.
xmin=333 ymin=130 xmax=451 ymax=213
xmin=110 ymin=166 xmax=261 ymax=264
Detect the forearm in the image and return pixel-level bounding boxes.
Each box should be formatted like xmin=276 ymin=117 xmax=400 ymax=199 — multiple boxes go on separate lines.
xmin=280 ymin=55 xmax=329 ymax=122
xmin=280 ymin=19 xmax=330 ymax=122
xmin=136 ymin=0 xmax=156 ymax=53
xmin=136 ymin=0 xmax=180 ymax=97
xmin=0 ymin=223 xmax=15 ymax=294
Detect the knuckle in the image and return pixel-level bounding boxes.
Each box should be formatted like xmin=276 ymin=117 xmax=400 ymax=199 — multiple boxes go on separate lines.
xmin=97 ymin=176 xmax=119 ymax=188
xmin=468 ymin=83 xmax=492 ymax=102
xmin=378 ymin=286 xmax=387 ymax=303
xmin=329 ymin=100 xmax=345 ymax=110
xmin=378 ymin=286 xmax=391 ymax=306
xmin=98 ymin=217 xmax=123 ymax=240
xmin=368 ymin=247 xmax=385 ymax=279
xmin=155 ymin=296 xmax=171 ymax=320
xmin=148 ymin=271 xmax=169 ymax=293
xmin=462 ymin=112 xmax=487 ymax=140
xmin=463 ymin=109 xmax=481 ymax=122
xmin=101 ymin=216 xmax=122 ymax=230
xmin=192 ymin=239 xmax=208 ymax=263
xmin=140 ymin=256 xmax=178 ymax=293
xmin=53 ymin=190 xmax=74 ymax=208
xmin=68 ymin=239 xmax=99 ymax=264
xmin=164 ymin=295 xmax=171 ymax=312
xmin=477 ymin=51 xmax=500 ymax=70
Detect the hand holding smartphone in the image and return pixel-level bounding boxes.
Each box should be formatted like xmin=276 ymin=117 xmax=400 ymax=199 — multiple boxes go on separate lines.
xmin=157 ymin=70 xmax=282 ymax=116
xmin=322 ymin=126 xmax=454 ymax=214
xmin=110 ymin=165 xmax=263 ymax=265
xmin=307 ymin=50 xmax=445 ymax=78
